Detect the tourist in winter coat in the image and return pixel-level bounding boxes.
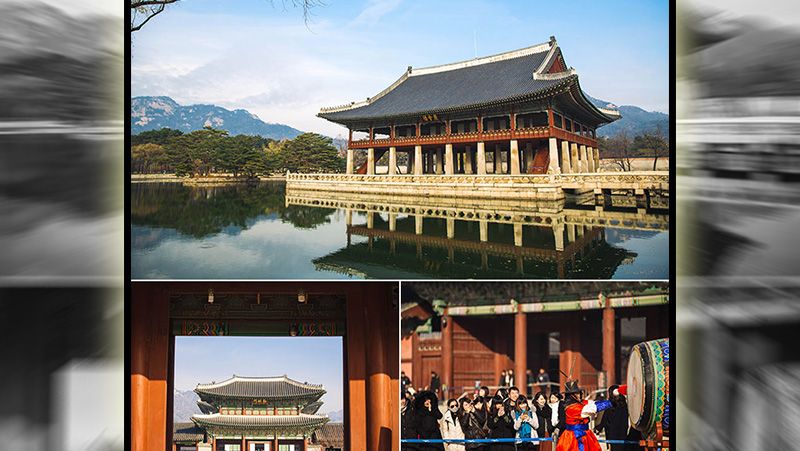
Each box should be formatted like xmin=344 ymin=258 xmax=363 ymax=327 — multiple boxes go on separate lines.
xmin=414 ymin=390 xmax=445 ymax=451
xmin=531 ymin=391 xmax=552 ymax=443
xmin=511 ymin=395 xmax=539 ymax=450
xmin=487 ymin=395 xmax=515 ymax=451
xmin=402 ymin=392 xmax=419 ymax=451
xmin=594 ymin=385 xmax=640 ymax=451
xmin=548 ymin=392 xmax=565 ymax=435
xmin=441 ymin=398 xmax=466 ymax=451
xmin=458 ymin=397 xmax=488 ymax=451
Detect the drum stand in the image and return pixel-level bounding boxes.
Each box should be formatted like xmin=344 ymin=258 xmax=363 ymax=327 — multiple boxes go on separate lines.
xmin=640 ymin=424 xmax=669 ymax=451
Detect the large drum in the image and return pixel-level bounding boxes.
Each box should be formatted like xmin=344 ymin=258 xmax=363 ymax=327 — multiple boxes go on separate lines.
xmin=627 ymin=338 xmax=669 ymax=439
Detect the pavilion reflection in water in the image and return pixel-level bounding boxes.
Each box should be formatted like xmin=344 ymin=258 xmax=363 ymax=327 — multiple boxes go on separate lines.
xmin=286 ymin=190 xmax=668 ymax=279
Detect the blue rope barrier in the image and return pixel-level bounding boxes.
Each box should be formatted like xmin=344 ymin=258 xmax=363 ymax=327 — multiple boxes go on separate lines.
xmin=401 ymin=438 xmax=641 ymax=445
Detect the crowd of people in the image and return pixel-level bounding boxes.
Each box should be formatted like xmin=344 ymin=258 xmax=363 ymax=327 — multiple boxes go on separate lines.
xmin=401 ymin=373 xmax=642 ymax=451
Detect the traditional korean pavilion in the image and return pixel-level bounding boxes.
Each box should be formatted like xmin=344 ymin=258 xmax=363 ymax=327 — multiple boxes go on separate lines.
xmin=319 ymin=36 xmax=620 ymax=176
xmin=190 ymin=375 xmax=329 ymax=451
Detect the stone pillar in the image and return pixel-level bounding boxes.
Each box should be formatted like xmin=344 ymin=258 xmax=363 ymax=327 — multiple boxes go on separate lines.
xmin=548 ymin=137 xmax=561 ymax=174
xmin=445 ymin=143 xmax=454 ymax=175
xmin=586 ymin=146 xmax=595 ymax=172
xmin=415 ymin=214 xmax=423 ymax=235
xmin=524 ymin=142 xmax=533 ymax=173
xmin=510 ymin=139 xmax=520 ymax=175
xmin=389 ymin=213 xmax=396 ymax=232
xmin=447 ymin=217 xmax=455 ymax=239
xmin=514 ymin=223 xmax=523 ymax=247
xmin=388 ymin=146 xmax=397 ymax=175
xmin=367 ymin=147 xmax=375 ymax=175
xmin=345 ymin=209 xmax=353 ymax=226
xmin=602 ymin=294 xmax=616 ymax=386
xmin=561 ymin=140 xmax=571 ymax=173
xmin=346 ymin=148 xmax=354 ymax=174
xmin=553 ymin=222 xmax=565 ymax=251
xmin=414 ymin=145 xmax=423 ymax=175
xmin=436 ymin=148 xmax=444 ymax=174
xmin=567 ymin=224 xmax=576 ymax=243
xmin=366 ymin=212 xmax=374 ymax=229
xmin=579 ymin=144 xmax=588 ymax=173
xmin=493 ymin=145 xmax=500 ymax=174
xmin=477 ymin=142 xmax=487 ymax=175
xmin=479 ymin=220 xmax=488 ymax=242
xmin=514 ymin=307 xmax=527 ymax=392
xmin=464 ymin=145 xmax=473 ymax=174
xmin=442 ymin=310 xmax=453 ymax=398
xmin=594 ymin=147 xmax=600 ymax=171
xmin=570 ymin=142 xmax=579 ymax=173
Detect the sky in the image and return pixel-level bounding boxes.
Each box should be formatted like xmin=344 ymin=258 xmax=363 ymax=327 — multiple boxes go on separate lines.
xmin=174 ymin=336 xmax=344 ymax=414
xmin=131 ymin=0 xmax=668 ymax=138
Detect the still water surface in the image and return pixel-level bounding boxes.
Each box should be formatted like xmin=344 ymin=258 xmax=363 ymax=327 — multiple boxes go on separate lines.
xmin=131 ymin=181 xmax=668 ymax=279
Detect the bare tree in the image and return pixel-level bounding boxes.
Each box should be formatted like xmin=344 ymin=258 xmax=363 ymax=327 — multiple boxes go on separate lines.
xmin=130 ymin=0 xmax=322 ymax=33
xmin=609 ymin=131 xmax=633 ymax=171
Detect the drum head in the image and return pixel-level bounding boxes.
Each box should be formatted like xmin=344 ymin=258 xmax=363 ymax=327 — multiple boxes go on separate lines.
xmin=627 ymin=344 xmax=645 ymax=426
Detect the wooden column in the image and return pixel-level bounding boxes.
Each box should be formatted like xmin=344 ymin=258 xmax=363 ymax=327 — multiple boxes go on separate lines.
xmin=388 ymin=146 xmax=397 ymax=175
xmin=548 ymin=137 xmax=561 ymax=174
xmin=442 ymin=310 xmax=453 ymax=398
xmin=509 ymin=139 xmax=520 ymax=175
xmin=131 ymin=284 xmax=170 ymax=451
xmin=476 ymin=142 xmax=486 ymax=175
xmin=602 ymin=293 xmax=616 ymax=386
xmin=367 ymin=148 xmax=375 ymax=175
xmin=272 ymin=437 xmax=278 ymax=451
xmin=346 ymin=148 xmax=354 ymax=174
xmin=414 ymin=145 xmax=423 ymax=175
xmin=346 ymin=288 xmax=368 ymax=451
xmin=445 ymin=143 xmax=454 ymax=175
xmin=241 ymin=437 xmax=246 ymax=451
xmin=561 ymin=140 xmax=571 ymax=173
xmin=514 ymin=307 xmax=527 ymax=388
xmin=365 ymin=284 xmax=392 ymax=451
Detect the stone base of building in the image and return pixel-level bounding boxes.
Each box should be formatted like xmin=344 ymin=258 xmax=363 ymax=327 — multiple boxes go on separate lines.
xmin=286 ymin=174 xmax=566 ymax=201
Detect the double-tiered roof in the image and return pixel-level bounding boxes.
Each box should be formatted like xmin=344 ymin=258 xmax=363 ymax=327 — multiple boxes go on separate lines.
xmin=195 ymin=375 xmax=326 ymax=400
xmin=319 ymin=36 xmax=618 ymax=125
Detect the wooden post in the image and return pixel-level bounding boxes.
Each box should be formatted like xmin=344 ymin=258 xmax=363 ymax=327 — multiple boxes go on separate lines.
xmin=514 ymin=307 xmax=527 ymax=389
xmin=602 ymin=293 xmax=616 ymax=386
xmin=346 ymin=289 xmax=368 ymax=451
xmin=442 ymin=310 xmax=453 ymax=398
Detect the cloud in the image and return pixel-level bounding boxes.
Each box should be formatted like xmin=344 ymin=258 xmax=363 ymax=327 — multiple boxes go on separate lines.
xmin=351 ymin=0 xmax=403 ymax=26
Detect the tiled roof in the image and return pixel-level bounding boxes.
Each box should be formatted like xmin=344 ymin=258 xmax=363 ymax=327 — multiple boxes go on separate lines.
xmin=191 ymin=413 xmax=329 ymax=429
xmin=301 ymin=401 xmax=323 ymax=414
xmin=195 ymin=375 xmax=326 ymax=399
xmin=312 ymin=422 xmax=344 ymax=448
xmin=173 ymin=422 xmax=205 ymax=443
xmin=319 ymin=37 xmax=617 ymax=123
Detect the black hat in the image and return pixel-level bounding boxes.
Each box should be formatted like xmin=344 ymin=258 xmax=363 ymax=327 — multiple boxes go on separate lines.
xmin=564 ymin=380 xmax=582 ymax=395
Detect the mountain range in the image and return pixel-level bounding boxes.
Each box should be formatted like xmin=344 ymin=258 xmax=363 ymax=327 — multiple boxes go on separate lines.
xmin=587 ymin=96 xmax=669 ymax=138
xmin=132 ymin=95 xmax=667 ymax=140
xmin=132 ymin=96 xmax=303 ymax=139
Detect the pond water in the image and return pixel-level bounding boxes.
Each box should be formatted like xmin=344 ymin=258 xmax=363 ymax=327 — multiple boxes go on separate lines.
xmin=131 ymin=181 xmax=669 ymax=279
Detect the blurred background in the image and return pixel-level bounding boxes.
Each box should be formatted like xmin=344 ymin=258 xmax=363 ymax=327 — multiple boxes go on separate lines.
xmin=678 ymin=0 xmax=800 ymax=449
xmin=0 ymin=0 xmax=123 ymax=449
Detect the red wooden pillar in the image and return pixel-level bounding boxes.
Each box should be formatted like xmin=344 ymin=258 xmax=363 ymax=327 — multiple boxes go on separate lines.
xmin=494 ymin=324 xmax=505 ymax=386
xmin=131 ymin=284 xmax=170 ymax=451
xmin=241 ymin=437 xmax=246 ymax=451
xmin=212 ymin=437 xmax=217 ymax=451
xmin=272 ymin=437 xmax=278 ymax=451
xmin=514 ymin=307 xmax=527 ymax=389
xmin=172 ymin=443 xmax=177 ymax=451
xmin=602 ymin=294 xmax=616 ymax=386
xmin=346 ymin=288 xmax=368 ymax=451
xmin=364 ymin=284 xmax=393 ymax=451
xmin=442 ymin=309 xmax=453 ymax=397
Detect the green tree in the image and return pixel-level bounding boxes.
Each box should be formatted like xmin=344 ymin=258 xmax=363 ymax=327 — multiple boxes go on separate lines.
xmin=281 ymin=133 xmax=345 ymax=173
xmin=166 ymin=127 xmax=228 ymax=177
xmin=132 ymin=128 xmax=184 ymax=146
xmin=216 ymin=135 xmax=265 ymax=177
xmin=131 ymin=143 xmax=167 ymax=173
xmin=633 ymin=131 xmax=669 ymax=170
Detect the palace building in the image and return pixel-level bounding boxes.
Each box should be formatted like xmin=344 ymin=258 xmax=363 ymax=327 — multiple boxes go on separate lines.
xmin=319 ymin=36 xmax=620 ymax=177
xmin=189 ymin=375 xmax=329 ymax=451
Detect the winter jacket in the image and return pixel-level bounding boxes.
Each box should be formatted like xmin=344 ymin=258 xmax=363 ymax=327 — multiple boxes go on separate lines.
xmin=441 ymin=410 xmax=466 ymax=451
xmin=414 ymin=407 xmax=445 ymax=451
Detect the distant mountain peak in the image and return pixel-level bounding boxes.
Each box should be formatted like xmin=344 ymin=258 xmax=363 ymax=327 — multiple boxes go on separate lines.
xmin=131 ymin=96 xmax=303 ymax=139
xmin=585 ymin=95 xmax=669 ymax=138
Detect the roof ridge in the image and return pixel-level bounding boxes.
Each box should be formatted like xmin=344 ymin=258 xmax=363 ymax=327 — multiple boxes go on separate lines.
xmin=410 ymin=38 xmax=553 ymax=77
xmin=196 ymin=374 xmax=324 ymax=389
